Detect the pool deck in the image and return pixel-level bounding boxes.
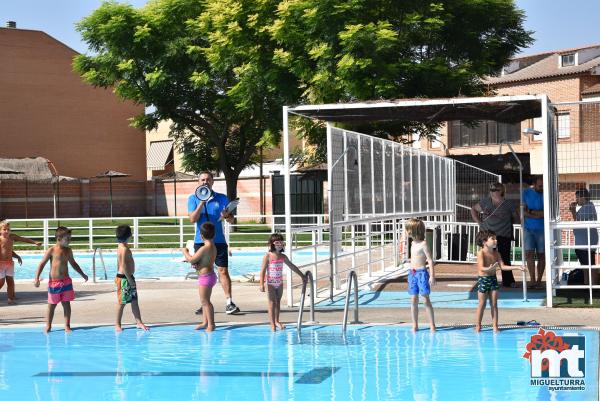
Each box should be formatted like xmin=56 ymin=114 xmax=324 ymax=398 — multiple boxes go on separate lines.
xmin=1 ymin=263 xmax=598 ymax=330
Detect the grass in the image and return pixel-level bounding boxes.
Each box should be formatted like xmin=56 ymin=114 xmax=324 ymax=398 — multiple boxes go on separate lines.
xmin=8 ymin=219 xmax=315 ymax=250
xmin=552 ymin=289 xmax=600 ymax=308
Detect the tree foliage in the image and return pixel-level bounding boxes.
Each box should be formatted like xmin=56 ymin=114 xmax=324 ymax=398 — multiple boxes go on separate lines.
xmin=74 ymin=0 xmax=300 ymax=199
xmin=74 ymin=0 xmax=532 ymax=191
xmin=272 ymin=0 xmax=532 ymax=161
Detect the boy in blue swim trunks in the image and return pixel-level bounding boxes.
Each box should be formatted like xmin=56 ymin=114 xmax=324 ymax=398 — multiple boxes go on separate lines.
xmin=475 ymin=230 xmax=525 ymax=333
xmin=405 ymin=219 xmax=436 ymax=332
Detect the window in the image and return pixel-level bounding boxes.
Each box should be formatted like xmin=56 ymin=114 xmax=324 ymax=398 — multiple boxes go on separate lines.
xmin=449 ymin=120 xmax=520 ymax=148
xmin=561 ymin=53 xmax=575 ymax=67
xmin=556 ymin=113 xmax=570 ymax=139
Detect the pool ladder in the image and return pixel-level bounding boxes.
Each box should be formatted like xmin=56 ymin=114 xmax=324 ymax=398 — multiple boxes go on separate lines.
xmin=92 ymin=247 xmax=108 ymax=283
xmin=342 ymin=270 xmax=360 ymax=334
xmin=297 ymin=271 xmax=317 ymax=333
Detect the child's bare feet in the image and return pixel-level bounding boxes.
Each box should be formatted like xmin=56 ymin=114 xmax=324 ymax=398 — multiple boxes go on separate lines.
xmin=493 ymin=325 xmax=500 ymax=333
xmin=137 ymin=323 xmax=149 ymax=331
xmin=115 ymin=325 xmax=123 ymax=332
xmin=276 ymin=322 xmax=285 ymax=330
xmin=270 ymin=324 xmax=276 ymax=332
xmin=195 ymin=323 xmax=206 ymax=330
xmin=65 ymin=326 xmax=73 ymax=333
xmin=475 ymin=325 xmax=481 ymax=333
xmin=412 ymin=325 xmax=418 ymax=332
xmin=7 ymin=298 xmax=15 ymax=305
xmin=44 ymin=325 xmax=52 ymax=334
xmin=429 ymin=325 xmax=436 ymax=332
xmin=206 ymin=325 xmax=215 ymax=332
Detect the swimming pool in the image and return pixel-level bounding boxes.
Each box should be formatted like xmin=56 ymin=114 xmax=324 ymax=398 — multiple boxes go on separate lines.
xmin=0 ymin=325 xmax=596 ymax=400
xmin=14 ymin=250 xmax=327 ymax=280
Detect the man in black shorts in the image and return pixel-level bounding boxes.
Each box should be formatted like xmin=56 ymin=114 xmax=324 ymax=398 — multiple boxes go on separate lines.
xmin=188 ymin=171 xmax=239 ymax=314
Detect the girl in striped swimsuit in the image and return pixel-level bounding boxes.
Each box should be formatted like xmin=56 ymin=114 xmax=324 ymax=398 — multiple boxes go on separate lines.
xmin=260 ymin=233 xmax=306 ymax=331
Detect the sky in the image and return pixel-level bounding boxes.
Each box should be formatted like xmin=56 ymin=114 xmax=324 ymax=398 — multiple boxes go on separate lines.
xmin=0 ymin=0 xmax=599 ymax=55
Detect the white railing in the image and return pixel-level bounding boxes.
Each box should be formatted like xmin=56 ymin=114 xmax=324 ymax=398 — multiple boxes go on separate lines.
xmin=548 ymin=221 xmax=600 ymax=306
xmin=8 ymin=214 xmax=327 ymax=250
xmin=285 ymin=214 xmax=527 ymax=306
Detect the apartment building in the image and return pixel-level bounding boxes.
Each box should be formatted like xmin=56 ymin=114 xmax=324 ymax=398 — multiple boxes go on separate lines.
xmin=424 ymin=44 xmax=600 ymax=215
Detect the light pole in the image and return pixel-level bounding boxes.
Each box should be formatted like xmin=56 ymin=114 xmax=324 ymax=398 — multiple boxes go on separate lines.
xmin=498 ymin=141 xmax=527 ymax=301
xmin=328 ymin=145 xmax=357 ymax=301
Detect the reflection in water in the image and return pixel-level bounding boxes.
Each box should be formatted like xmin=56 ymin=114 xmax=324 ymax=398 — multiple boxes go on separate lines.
xmin=1 ymin=326 xmax=597 ymax=401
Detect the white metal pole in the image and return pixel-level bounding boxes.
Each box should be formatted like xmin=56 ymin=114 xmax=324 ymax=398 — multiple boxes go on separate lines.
xmin=326 ymin=122 xmax=335 ymax=300
xmin=540 ymin=95 xmax=554 ymax=307
xmin=283 ymin=106 xmax=294 ymax=307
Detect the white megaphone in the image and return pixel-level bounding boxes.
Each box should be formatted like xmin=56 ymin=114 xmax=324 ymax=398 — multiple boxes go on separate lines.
xmin=195 ymin=185 xmax=214 ymax=202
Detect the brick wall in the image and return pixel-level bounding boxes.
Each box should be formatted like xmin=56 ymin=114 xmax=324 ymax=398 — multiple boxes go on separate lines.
xmin=0 ymin=176 xmax=274 ymax=219
xmin=148 ymin=177 xmax=273 ymax=219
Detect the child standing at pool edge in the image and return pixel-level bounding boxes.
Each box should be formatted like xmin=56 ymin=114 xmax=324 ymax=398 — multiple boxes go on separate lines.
xmin=34 ymin=226 xmax=88 ymax=333
xmin=115 ymin=225 xmax=149 ymax=332
xmin=475 ymin=230 xmax=525 ymax=332
xmin=260 ymin=233 xmax=306 ymax=331
xmin=405 ymin=219 xmax=436 ymax=332
xmin=182 ymin=222 xmax=218 ymax=332
xmin=0 ymin=219 xmax=42 ymax=304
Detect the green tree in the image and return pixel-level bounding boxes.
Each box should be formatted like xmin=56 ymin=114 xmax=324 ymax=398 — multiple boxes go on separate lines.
xmin=272 ymin=0 xmax=532 ymax=160
xmin=74 ymin=0 xmax=300 ymax=200
xmin=75 ymin=0 xmax=531 ymax=193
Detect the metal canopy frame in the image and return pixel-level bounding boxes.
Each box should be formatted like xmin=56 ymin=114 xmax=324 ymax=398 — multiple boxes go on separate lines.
xmin=282 ymin=94 xmax=551 ymax=304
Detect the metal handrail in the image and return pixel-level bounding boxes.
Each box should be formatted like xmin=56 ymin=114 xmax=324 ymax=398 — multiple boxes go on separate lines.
xmin=297 ymin=270 xmax=317 ymax=333
xmin=92 ymin=247 xmax=108 ymax=282
xmin=342 ymin=270 xmax=360 ymax=333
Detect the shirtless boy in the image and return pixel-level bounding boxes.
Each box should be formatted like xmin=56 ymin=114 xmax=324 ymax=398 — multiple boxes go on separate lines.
xmin=115 ymin=225 xmax=149 ymax=332
xmin=34 ymin=226 xmax=88 ymax=333
xmin=0 ymin=219 xmax=41 ymax=304
xmin=405 ymin=218 xmax=436 ymax=332
xmin=475 ymin=230 xmax=525 ymax=332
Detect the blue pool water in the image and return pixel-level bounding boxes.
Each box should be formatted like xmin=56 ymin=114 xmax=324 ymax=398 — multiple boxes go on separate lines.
xmin=0 ymin=325 xmax=596 ymax=400
xmin=13 ymin=251 xmax=326 ymax=280
xmin=320 ymin=290 xmax=546 ymax=308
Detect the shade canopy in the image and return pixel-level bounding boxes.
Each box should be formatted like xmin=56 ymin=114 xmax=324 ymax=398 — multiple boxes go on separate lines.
xmin=0 ymin=157 xmax=76 ymax=182
xmin=152 ymin=171 xmax=196 ymax=181
xmin=287 ymin=95 xmax=543 ymax=124
xmin=0 ymin=166 xmax=24 ymax=175
xmin=95 ymin=170 xmax=130 ymax=179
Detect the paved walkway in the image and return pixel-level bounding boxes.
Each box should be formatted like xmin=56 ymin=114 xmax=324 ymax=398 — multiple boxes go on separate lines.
xmin=1 ymin=266 xmax=598 ymax=331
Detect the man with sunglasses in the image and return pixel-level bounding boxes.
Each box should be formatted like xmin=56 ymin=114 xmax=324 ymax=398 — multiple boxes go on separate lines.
xmin=471 ymin=182 xmax=519 ymax=287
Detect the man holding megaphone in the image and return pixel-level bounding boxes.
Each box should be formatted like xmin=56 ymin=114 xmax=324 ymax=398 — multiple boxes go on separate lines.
xmin=188 ymin=171 xmax=239 ymax=314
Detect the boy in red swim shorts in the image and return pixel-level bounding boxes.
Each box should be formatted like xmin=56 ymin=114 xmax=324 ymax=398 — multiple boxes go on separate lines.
xmin=34 ymin=226 xmax=88 ymax=333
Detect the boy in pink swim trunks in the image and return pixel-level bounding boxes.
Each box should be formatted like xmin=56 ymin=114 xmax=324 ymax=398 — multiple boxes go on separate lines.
xmin=34 ymin=226 xmax=88 ymax=333
xmin=0 ymin=219 xmax=42 ymax=304
xmin=182 ymin=222 xmax=217 ymax=332
xmin=115 ymin=225 xmax=149 ymax=332
xmin=259 ymin=233 xmax=306 ymax=331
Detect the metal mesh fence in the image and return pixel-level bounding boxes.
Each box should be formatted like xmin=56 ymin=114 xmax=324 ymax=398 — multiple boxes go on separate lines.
xmin=546 ymin=99 xmax=600 ymax=305
xmin=329 ymin=127 xmax=458 ymax=221
xmin=329 ymin=127 xmax=499 ymax=222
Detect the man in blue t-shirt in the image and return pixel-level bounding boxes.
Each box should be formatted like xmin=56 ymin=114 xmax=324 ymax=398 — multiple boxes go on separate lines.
xmin=522 ymin=176 xmax=545 ymax=289
xmin=188 ymin=171 xmax=239 ymax=314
